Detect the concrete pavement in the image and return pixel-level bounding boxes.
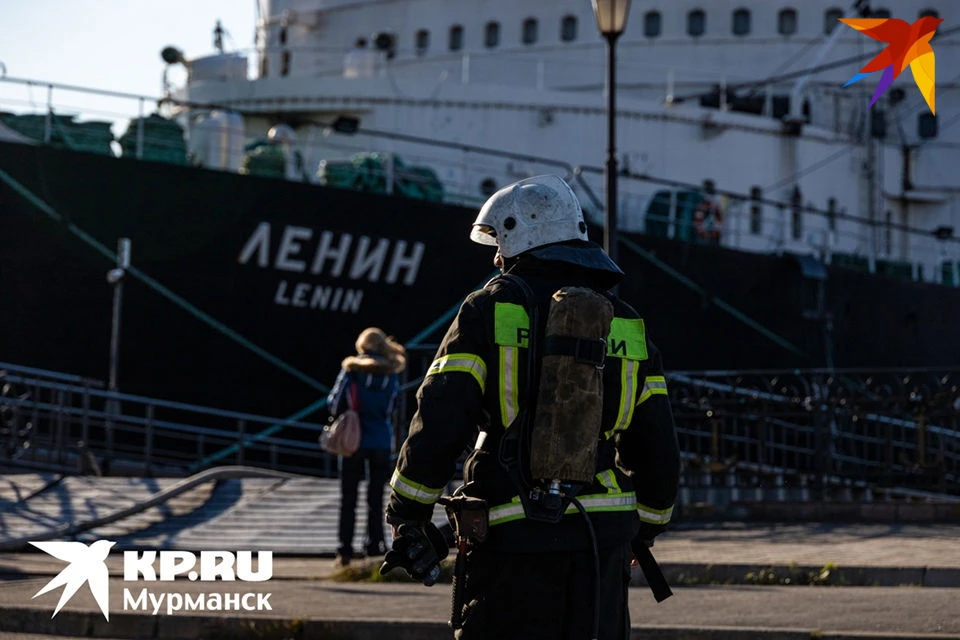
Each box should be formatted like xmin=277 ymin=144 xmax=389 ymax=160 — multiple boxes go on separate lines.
xmin=1 ymin=522 xmax=960 ymax=639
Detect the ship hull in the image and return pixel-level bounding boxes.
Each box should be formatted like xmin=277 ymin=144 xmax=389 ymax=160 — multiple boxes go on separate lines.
xmin=2 ymin=141 xmax=959 ymax=418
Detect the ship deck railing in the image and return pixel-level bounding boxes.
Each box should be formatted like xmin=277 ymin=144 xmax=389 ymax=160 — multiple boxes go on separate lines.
xmin=3 ymin=73 xmax=960 ymax=288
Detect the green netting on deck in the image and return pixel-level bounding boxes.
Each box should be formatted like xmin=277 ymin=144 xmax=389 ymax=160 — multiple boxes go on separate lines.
xmin=0 ymin=112 xmax=113 ymax=155
xmin=317 ymin=152 xmax=444 ymax=202
xmin=942 ymin=262 xmax=958 ymax=287
xmin=876 ymin=259 xmax=917 ymax=281
xmin=240 ymin=143 xmax=286 ymax=178
xmin=118 ymin=114 xmax=187 ymax=165
xmin=831 ymin=253 xmax=871 ymax=272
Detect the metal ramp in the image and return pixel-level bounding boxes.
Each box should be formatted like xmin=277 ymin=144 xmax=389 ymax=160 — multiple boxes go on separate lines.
xmin=0 ymin=471 xmax=449 ymax=554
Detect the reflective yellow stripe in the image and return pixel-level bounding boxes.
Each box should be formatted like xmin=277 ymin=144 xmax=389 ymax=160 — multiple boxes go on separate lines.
xmin=494 ymin=303 xmax=530 ymax=347
xmin=494 ymin=305 xmax=644 ymax=358
xmin=390 ymin=469 xmax=444 ymax=505
xmin=499 ymin=346 xmax=520 ymax=428
xmin=489 ymin=489 xmax=638 ymax=526
xmin=606 ymin=318 xmax=648 ymax=361
xmin=604 ymin=358 xmax=639 ymax=439
xmin=637 ymin=503 xmax=673 ymax=525
xmin=491 ymin=304 xmax=650 ymax=431
xmin=489 ymin=498 xmax=525 ymax=525
xmin=427 ymin=353 xmax=487 ymax=393
xmin=636 ymin=375 xmax=668 ymax=406
xmin=494 ymin=303 xmax=527 ymax=429
xmin=596 ymin=469 xmax=622 ymax=493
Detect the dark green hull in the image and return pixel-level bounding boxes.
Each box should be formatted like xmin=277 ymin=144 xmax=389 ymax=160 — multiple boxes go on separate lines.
xmin=2 ymin=141 xmax=958 ymax=417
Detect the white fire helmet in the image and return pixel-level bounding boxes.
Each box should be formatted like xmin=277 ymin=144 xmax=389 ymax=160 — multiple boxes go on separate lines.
xmin=470 ymin=175 xmax=589 ymax=258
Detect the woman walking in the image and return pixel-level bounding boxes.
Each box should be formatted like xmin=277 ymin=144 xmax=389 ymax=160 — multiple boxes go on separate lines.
xmin=327 ymin=327 xmax=406 ymax=566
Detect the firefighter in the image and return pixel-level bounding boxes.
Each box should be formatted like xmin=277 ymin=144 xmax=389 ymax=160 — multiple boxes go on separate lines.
xmin=383 ymin=174 xmax=681 ymax=640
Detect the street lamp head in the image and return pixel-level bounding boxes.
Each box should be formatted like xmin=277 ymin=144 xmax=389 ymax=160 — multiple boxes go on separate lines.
xmin=592 ymin=0 xmax=632 ymax=37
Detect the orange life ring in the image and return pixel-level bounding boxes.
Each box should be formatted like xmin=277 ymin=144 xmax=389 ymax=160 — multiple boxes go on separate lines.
xmin=694 ymin=200 xmax=723 ymax=240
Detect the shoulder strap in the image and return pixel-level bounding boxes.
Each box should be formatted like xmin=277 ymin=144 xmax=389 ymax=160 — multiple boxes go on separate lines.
xmin=348 ymin=381 xmax=359 ymax=411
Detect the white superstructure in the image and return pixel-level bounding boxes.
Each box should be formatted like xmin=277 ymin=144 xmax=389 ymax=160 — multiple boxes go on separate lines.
xmin=167 ymin=0 xmax=959 ymax=281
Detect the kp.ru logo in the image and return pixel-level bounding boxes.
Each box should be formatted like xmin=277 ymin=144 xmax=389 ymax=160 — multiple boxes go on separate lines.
xmin=29 ymin=540 xmax=273 ymax=620
xmin=30 ymin=541 xmax=115 ymax=620
xmin=840 ymin=15 xmax=942 ymax=114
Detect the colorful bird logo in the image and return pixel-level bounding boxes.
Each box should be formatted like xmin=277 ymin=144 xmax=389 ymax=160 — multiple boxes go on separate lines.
xmin=840 ymin=16 xmax=942 ymax=114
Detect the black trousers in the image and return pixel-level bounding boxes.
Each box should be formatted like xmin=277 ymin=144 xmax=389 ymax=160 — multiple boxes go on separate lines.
xmin=338 ymin=448 xmax=391 ymax=557
xmin=455 ymin=542 xmax=632 ymax=640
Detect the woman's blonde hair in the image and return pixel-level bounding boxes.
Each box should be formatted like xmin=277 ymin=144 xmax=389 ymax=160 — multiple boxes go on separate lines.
xmin=355 ymin=327 xmax=406 ymax=370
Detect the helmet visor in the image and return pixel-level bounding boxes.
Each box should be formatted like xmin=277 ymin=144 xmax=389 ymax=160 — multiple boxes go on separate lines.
xmin=469 ymin=224 xmax=499 ymax=247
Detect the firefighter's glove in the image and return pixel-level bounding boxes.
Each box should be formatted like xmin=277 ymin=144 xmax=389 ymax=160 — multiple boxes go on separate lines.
xmin=379 ymin=522 xmax=449 ymax=586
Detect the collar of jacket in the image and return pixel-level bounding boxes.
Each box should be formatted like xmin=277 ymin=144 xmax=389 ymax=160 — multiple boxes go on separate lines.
xmin=342 ymin=353 xmax=403 ymax=374
xmin=503 ymin=241 xmax=624 ymax=290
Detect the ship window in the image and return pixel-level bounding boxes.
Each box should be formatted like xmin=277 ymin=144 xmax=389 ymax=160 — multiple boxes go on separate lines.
xmin=778 ymin=8 xmax=798 ymax=35
xmin=522 ymin=18 xmax=538 ymax=45
xmin=824 ymin=8 xmax=843 ymax=34
xmin=561 ymin=15 xmax=577 ymax=42
xmin=870 ymin=8 xmax=891 ymax=18
xmin=644 ymin=11 xmax=661 ymax=38
xmin=281 ymin=50 xmax=291 ymax=76
xmin=688 ymin=9 xmax=706 ymax=37
xmin=416 ymin=29 xmax=430 ymax=55
xmin=449 ymin=25 xmax=464 ymax=51
xmin=750 ymin=187 xmax=763 ymax=235
xmin=480 ymin=178 xmax=497 ymax=197
xmin=919 ymin=8 xmax=939 ymax=18
xmin=827 ymin=198 xmax=837 ymax=232
xmin=260 ymin=55 xmax=268 ymax=78
xmin=732 ymin=9 xmax=751 ymax=36
xmin=485 ymin=21 xmax=500 ymax=48
xmin=918 ymin=113 xmax=938 ymax=139
xmin=279 ymin=27 xmax=288 ymax=46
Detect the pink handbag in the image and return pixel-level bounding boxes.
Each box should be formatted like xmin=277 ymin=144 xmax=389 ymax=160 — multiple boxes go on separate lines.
xmin=320 ymin=383 xmax=361 ymax=456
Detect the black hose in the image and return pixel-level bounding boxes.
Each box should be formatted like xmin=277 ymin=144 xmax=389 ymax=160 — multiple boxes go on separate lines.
xmin=570 ymin=496 xmax=600 ymax=640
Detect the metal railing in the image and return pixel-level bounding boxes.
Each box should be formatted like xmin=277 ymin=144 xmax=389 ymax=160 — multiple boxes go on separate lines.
xmin=0 ymin=363 xmax=331 ymax=477
xmin=3 ymin=362 xmax=959 ymax=500
xmin=670 ymin=368 xmax=960 ymax=500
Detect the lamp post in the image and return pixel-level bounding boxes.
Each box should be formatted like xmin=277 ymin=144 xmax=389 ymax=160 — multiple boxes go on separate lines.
xmin=592 ymin=0 xmax=631 ymax=264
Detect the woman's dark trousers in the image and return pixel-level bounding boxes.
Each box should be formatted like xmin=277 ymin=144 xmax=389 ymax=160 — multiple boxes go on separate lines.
xmin=338 ymin=448 xmax=391 ymax=559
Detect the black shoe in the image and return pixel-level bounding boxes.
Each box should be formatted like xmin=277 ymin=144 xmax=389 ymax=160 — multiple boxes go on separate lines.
xmin=334 ymin=553 xmax=351 ymax=568
xmin=365 ymin=541 xmax=386 ymax=557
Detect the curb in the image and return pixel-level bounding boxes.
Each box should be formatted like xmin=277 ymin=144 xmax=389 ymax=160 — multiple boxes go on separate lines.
xmin=5 ymin=562 xmax=958 ymax=588
xmin=2 ymin=609 xmax=960 ymax=640
xmin=638 ymin=563 xmax=960 ymax=588
xmin=634 ymin=626 xmax=960 ymax=640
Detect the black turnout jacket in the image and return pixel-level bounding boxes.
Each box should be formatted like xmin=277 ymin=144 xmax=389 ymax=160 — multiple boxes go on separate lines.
xmin=386 ymin=241 xmax=681 ymax=552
